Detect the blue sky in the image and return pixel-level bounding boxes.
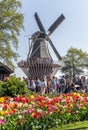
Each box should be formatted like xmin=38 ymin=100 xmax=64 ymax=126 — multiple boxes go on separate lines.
xmin=14 ymin=0 xmax=88 ymax=78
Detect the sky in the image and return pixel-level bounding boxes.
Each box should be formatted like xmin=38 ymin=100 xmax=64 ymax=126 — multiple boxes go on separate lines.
xmin=14 ymin=0 xmax=88 ymax=78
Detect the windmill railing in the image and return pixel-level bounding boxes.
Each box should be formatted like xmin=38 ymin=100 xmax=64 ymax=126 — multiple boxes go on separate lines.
xmin=18 ymin=58 xmax=53 ymax=67
xmin=18 ymin=58 xmax=64 ymax=68
xmin=53 ymin=61 xmax=63 ymax=66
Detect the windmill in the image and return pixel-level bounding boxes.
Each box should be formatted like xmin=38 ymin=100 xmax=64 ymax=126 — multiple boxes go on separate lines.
xmin=18 ymin=12 xmax=65 ymax=78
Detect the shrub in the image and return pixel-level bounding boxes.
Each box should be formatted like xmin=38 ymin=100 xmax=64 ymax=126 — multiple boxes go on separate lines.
xmin=0 ymin=80 xmax=4 ymax=96
xmin=0 ymin=76 xmax=30 ymax=97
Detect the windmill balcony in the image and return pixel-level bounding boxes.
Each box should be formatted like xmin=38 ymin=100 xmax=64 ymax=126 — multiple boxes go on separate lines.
xmin=53 ymin=60 xmax=63 ymax=66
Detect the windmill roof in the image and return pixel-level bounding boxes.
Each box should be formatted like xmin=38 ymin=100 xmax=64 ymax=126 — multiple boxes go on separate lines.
xmin=0 ymin=62 xmax=14 ymax=74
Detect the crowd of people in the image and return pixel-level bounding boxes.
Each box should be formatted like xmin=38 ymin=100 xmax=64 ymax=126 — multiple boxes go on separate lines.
xmin=23 ymin=75 xmax=88 ymax=95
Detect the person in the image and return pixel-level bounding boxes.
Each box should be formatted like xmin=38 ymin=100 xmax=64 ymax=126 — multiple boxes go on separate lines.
xmin=56 ymin=77 xmax=60 ymax=93
xmin=69 ymin=80 xmax=75 ymax=92
xmin=59 ymin=76 xmax=66 ymax=93
xmin=86 ymin=78 xmax=88 ymax=92
xmin=35 ymin=77 xmax=41 ymax=92
xmin=51 ymin=76 xmax=57 ymax=94
xmin=28 ymin=78 xmax=36 ymax=92
xmin=47 ymin=78 xmax=52 ymax=94
xmin=40 ymin=77 xmax=47 ymax=95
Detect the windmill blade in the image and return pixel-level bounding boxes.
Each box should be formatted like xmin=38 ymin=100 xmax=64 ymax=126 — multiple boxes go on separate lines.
xmin=48 ymin=38 xmax=62 ymax=60
xmin=34 ymin=12 xmax=46 ymax=32
xmin=48 ymin=14 xmax=65 ymax=35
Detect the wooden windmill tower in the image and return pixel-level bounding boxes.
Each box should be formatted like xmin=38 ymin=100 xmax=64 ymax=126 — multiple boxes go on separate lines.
xmin=18 ymin=12 xmax=65 ymax=78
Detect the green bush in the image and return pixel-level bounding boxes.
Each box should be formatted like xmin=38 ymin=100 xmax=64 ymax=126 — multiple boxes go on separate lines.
xmin=0 ymin=80 xmax=4 ymax=96
xmin=0 ymin=76 xmax=31 ymax=97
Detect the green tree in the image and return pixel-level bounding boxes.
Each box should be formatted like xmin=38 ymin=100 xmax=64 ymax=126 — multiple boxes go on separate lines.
xmin=0 ymin=0 xmax=24 ymax=69
xmin=61 ymin=47 xmax=88 ymax=78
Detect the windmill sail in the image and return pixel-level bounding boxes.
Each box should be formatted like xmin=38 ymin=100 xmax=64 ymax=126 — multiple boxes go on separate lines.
xmin=48 ymin=38 xmax=62 ymax=60
xmin=48 ymin=14 xmax=65 ymax=35
xmin=34 ymin=12 xmax=46 ymax=32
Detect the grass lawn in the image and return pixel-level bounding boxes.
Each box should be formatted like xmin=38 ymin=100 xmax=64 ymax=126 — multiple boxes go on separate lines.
xmin=49 ymin=120 xmax=88 ymax=130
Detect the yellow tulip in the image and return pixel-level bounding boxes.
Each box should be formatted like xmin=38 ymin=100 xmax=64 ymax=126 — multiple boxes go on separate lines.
xmin=0 ymin=97 xmax=5 ymax=103
xmin=30 ymin=95 xmax=34 ymax=99
xmin=0 ymin=111 xmax=5 ymax=115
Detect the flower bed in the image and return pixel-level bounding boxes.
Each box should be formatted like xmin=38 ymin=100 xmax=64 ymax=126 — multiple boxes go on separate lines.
xmin=0 ymin=93 xmax=88 ymax=130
